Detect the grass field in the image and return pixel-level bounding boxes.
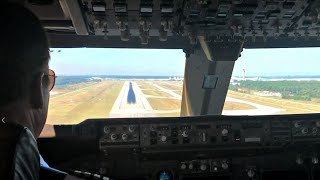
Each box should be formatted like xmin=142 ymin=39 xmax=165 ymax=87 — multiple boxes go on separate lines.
xmin=47 ymin=80 xmax=184 ymax=124
xmin=138 ymin=81 xmax=173 ymax=97
xmin=157 ymin=82 xmax=183 ymax=93
xmin=47 ymin=80 xmax=124 ymax=124
xmin=227 ymin=90 xmax=320 ymax=114
xmin=223 ymin=101 xmax=256 ymax=111
xmin=148 ymin=98 xmax=181 ymax=110
xmin=156 ymin=82 xmax=183 ymax=91
xmin=46 ymin=79 xmax=320 ymax=126
xmin=137 ymin=81 xmax=182 ymax=116
xmin=41 ymin=79 xmax=319 ymax=137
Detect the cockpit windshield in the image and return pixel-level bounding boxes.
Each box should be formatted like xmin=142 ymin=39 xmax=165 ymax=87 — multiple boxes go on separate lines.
xmin=45 ymin=47 xmax=320 ymax=127
xmin=47 ymin=48 xmax=185 ymax=126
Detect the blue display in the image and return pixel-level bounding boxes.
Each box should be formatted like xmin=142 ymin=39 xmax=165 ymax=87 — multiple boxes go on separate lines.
xmin=159 ymin=172 xmax=171 ymax=180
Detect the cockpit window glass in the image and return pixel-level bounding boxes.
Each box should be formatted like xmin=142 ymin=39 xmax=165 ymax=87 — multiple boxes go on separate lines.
xmin=45 ymin=48 xmax=185 ymax=125
xmin=224 ymin=48 xmax=320 ymax=116
xmin=40 ymin=47 xmax=320 ymax=137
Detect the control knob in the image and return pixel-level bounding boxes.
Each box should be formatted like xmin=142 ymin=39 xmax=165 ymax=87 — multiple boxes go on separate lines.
xmin=312 ymin=157 xmax=319 ymax=164
xmin=312 ymin=127 xmax=318 ymax=134
xmin=181 ymin=163 xmax=187 ymax=170
xmin=294 ymin=122 xmax=301 ymax=128
xmin=129 ymin=126 xmax=136 ymax=133
xmin=122 ymin=133 xmax=128 ymax=141
xmin=200 ymin=164 xmax=207 ymax=171
xmin=213 ymin=166 xmax=218 ymax=172
xmin=188 ymin=163 xmax=193 ymax=170
xmin=221 ymin=160 xmax=228 ymax=170
xmin=301 ymin=128 xmax=308 ymax=135
xmin=212 ymin=161 xmax=218 ymax=171
xmin=296 ymin=155 xmax=303 ymax=165
xmin=110 ymin=134 xmax=117 ymax=141
xmin=182 ymin=131 xmax=189 ymax=138
xmin=222 ymin=129 xmax=229 ymax=136
xmin=103 ymin=126 xmax=110 ymax=134
xmin=247 ymin=169 xmax=255 ymax=178
xmin=161 ymin=135 xmax=167 ymax=142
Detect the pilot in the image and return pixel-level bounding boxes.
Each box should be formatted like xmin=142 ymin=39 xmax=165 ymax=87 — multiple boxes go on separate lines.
xmin=0 ymin=3 xmax=86 ymax=180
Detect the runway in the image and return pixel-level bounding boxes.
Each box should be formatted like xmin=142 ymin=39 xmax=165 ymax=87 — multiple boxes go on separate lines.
xmin=109 ymin=81 xmax=155 ymax=118
xmin=110 ymin=81 xmax=285 ymax=117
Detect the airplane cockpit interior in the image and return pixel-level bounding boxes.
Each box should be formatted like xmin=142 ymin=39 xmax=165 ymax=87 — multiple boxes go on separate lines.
xmin=5 ymin=0 xmax=320 ymax=179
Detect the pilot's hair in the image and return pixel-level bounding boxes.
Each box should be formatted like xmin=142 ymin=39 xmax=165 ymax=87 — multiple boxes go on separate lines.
xmin=0 ymin=3 xmax=50 ymax=106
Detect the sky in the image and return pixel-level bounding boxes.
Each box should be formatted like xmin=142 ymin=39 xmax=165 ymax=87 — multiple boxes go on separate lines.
xmin=233 ymin=47 xmax=320 ymax=77
xmin=49 ymin=47 xmax=320 ymax=76
xmin=49 ymin=48 xmax=186 ymax=76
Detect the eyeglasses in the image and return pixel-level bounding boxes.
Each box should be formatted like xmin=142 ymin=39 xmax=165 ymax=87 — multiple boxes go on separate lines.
xmin=47 ymin=69 xmax=56 ymax=91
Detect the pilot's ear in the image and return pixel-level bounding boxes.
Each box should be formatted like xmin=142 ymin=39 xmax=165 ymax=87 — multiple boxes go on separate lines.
xmin=29 ymin=74 xmax=44 ymax=109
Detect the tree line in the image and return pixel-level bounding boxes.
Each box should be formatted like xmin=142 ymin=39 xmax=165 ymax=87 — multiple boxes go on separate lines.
xmin=230 ymin=80 xmax=320 ymax=101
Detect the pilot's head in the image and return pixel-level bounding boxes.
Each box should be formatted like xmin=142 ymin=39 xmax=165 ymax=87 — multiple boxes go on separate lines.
xmin=0 ymin=3 xmax=52 ymax=138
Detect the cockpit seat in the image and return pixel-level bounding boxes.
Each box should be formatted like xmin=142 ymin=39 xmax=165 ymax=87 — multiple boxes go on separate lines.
xmin=0 ymin=123 xmax=40 ymax=180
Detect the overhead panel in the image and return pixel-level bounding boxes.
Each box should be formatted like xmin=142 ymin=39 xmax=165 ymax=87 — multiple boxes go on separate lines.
xmin=29 ymin=0 xmax=320 ymax=48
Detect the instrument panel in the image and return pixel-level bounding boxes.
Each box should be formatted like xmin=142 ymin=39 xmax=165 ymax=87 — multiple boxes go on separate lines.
xmin=94 ymin=115 xmax=320 ymax=152
xmin=50 ymin=114 xmax=320 ymax=180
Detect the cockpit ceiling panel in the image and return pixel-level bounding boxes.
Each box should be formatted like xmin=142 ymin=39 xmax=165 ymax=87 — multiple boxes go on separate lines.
xmin=29 ymin=1 xmax=68 ymax=20
xmin=27 ymin=0 xmax=320 ymax=48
